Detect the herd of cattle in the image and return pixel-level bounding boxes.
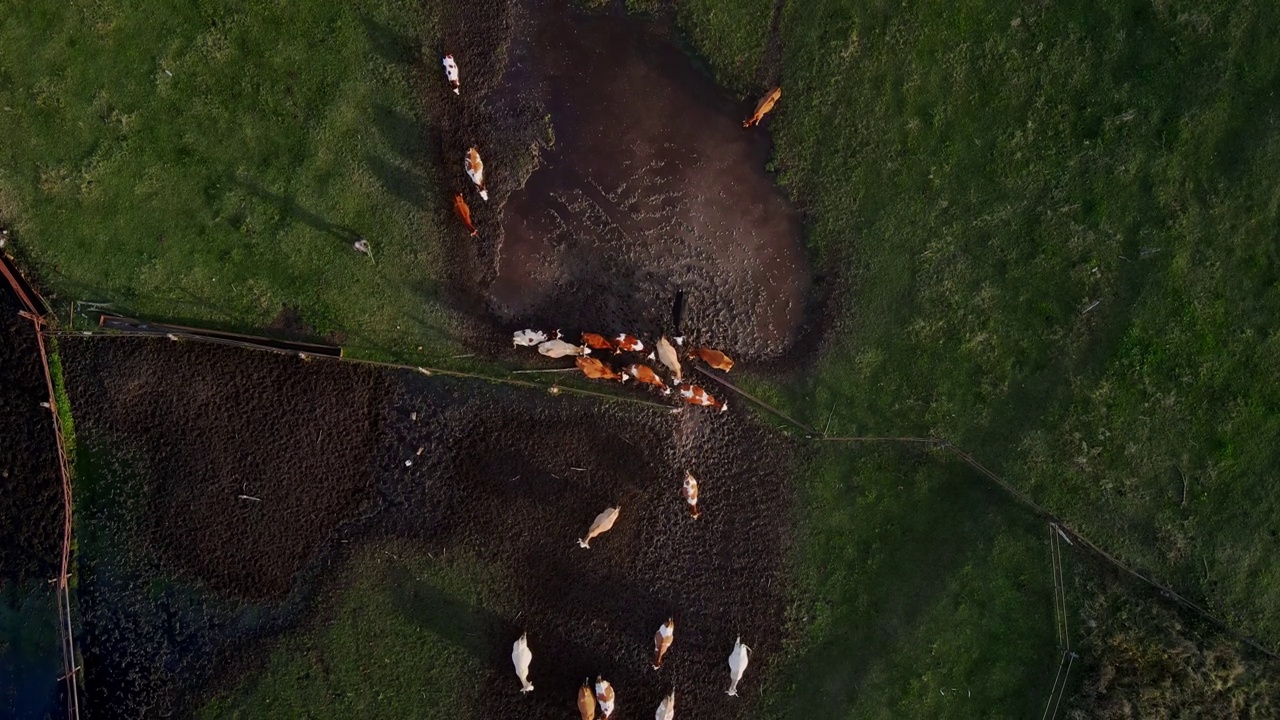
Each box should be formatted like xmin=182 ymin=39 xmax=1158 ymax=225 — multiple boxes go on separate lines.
xmin=513 ymin=329 xmax=734 ymax=413
xmin=441 ymin=47 xmax=780 ymax=719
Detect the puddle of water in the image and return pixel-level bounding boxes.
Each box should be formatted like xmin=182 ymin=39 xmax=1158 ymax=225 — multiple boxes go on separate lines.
xmin=491 ymin=2 xmax=810 ymax=358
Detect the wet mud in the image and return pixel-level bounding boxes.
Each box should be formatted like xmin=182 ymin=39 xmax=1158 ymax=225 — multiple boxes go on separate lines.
xmin=490 ymin=2 xmax=810 ymax=359
xmin=59 ymin=336 xmax=797 ymax=718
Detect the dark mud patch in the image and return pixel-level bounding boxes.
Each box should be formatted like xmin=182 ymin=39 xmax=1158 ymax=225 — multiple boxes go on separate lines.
xmin=61 ymin=335 xmax=798 ymax=718
xmin=0 ymin=290 xmax=64 ymax=720
xmin=0 ymin=306 xmax=61 ymax=586
xmin=60 ymin=338 xmax=387 ymax=601
xmin=488 ymin=2 xmax=811 ymax=359
xmin=371 ymin=374 xmax=798 ymax=717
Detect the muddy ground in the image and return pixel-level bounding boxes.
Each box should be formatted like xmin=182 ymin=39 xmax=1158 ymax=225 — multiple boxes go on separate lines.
xmin=428 ymin=0 xmax=814 ymax=361
xmin=0 ymin=296 xmax=61 ymax=587
xmin=0 ymin=285 xmax=65 ymax=719
xmin=60 ymin=335 xmax=798 ymax=718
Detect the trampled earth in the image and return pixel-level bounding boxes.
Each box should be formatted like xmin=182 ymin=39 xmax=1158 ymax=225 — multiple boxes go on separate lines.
xmin=59 ymin=335 xmax=799 ymax=717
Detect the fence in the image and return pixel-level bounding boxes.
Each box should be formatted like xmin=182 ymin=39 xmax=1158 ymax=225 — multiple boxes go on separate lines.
xmin=23 ymin=298 xmax=1280 ymax=717
xmin=1 ymin=254 xmax=81 ymax=720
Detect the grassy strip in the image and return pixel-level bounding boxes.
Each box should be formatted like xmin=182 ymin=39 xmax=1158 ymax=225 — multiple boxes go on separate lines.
xmin=199 ymin=542 xmax=504 ymax=719
xmin=0 ymin=0 xmax=458 ymax=360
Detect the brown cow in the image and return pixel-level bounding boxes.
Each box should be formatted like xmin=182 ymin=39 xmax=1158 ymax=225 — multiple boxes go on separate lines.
xmin=690 ymin=346 xmax=734 ymax=372
xmin=743 ymin=86 xmax=782 ymax=128
xmin=581 ymin=332 xmax=615 ymax=351
xmin=578 ymin=679 xmax=597 ymax=720
xmin=576 ymin=356 xmax=627 ymax=382
xmin=452 ymin=193 xmax=477 ymax=236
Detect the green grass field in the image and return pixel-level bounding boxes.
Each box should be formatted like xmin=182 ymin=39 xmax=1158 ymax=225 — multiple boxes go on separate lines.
xmin=674 ymin=0 xmax=1280 ymax=714
xmin=0 ymin=0 xmax=458 ymax=359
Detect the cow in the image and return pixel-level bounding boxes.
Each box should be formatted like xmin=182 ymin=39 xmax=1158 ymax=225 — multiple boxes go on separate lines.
xmin=441 ymin=54 xmax=460 ymax=94
xmin=624 ymin=364 xmax=670 ymax=395
xmin=578 ymin=506 xmax=620 ymax=548
xmin=513 ymin=329 xmax=549 ymax=347
xmin=648 ymin=336 xmax=682 ymax=381
xmin=690 ymin=347 xmax=734 ymax=372
xmin=656 ymin=690 xmax=675 ymax=720
xmin=452 ymin=193 xmax=478 ymax=236
xmin=743 ymin=86 xmax=781 ymax=128
xmin=595 ymin=677 xmax=616 ymax=718
xmin=682 ymin=473 xmax=700 ymax=519
xmin=581 ymin=332 xmax=615 ymax=351
xmin=613 ymin=334 xmax=645 ymax=354
xmin=653 ymin=619 xmax=675 ymax=669
xmin=576 ymin=356 xmax=627 ymax=382
xmin=538 ymin=338 xmax=591 ymax=358
xmin=465 ymin=147 xmax=489 ymax=201
xmin=511 ymin=632 xmax=533 ymax=693
xmin=678 ymin=384 xmax=728 ymax=412
xmin=727 ymin=637 xmax=751 ymax=696
xmin=578 ymin=680 xmax=597 ymax=720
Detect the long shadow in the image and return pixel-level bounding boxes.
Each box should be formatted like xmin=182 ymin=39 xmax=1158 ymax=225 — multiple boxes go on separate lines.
xmin=227 ymin=176 xmax=364 ymax=246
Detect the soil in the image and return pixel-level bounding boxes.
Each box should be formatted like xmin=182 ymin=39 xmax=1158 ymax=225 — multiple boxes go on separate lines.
xmin=0 ymin=294 xmax=61 ymax=588
xmin=60 ymin=335 xmax=798 ymax=718
xmin=59 ymin=338 xmax=387 ymax=601
xmin=429 ymin=0 xmax=813 ymax=360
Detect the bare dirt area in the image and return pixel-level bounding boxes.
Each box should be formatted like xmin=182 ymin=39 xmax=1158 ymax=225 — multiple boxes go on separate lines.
xmin=428 ymin=0 xmax=813 ymax=360
xmin=0 ymin=301 xmax=61 ymax=587
xmin=60 ymin=338 xmax=387 ymax=601
xmin=59 ymin=336 xmax=798 ymax=718
xmin=380 ymin=373 xmax=798 ymax=717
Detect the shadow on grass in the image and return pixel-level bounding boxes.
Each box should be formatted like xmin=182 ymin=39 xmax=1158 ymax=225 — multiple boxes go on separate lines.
xmin=779 ymin=446 xmax=1059 ymax=716
xmin=227 ymin=177 xmax=365 ymax=247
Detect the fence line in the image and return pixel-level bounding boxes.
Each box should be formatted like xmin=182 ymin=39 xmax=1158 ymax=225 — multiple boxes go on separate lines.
xmin=5 ymin=296 xmax=81 ymax=720
xmin=37 ymin=313 xmax=1280 ymax=716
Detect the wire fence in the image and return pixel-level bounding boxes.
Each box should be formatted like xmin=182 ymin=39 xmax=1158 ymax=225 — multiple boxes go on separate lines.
xmin=2 ymin=256 xmax=81 ymax=720
xmin=26 ymin=307 xmax=1280 ymax=719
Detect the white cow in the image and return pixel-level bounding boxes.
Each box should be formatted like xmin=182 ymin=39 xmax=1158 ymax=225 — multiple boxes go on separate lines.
xmin=513 ymin=329 xmax=549 ymax=347
xmin=578 ymin=507 xmax=620 ymax=549
xmin=538 ymin=339 xmax=591 ymax=358
xmin=595 ymin=677 xmax=616 ymax=718
xmin=511 ymin=632 xmax=533 ymax=692
xmin=727 ymin=636 xmax=750 ymax=696
xmin=655 ymin=690 xmax=675 ymax=720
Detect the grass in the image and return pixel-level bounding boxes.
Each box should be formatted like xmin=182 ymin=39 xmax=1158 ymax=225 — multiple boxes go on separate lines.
xmin=199 ymin=542 xmax=505 ymax=719
xmin=0 ymin=0 xmax=459 ymax=360
xmin=672 ymin=0 xmax=1280 ymax=714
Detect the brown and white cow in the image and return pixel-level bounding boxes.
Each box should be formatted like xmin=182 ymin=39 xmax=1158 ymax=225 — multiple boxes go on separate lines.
xmin=595 ymin=677 xmax=616 ymax=718
xmin=452 ymin=193 xmax=477 ymax=236
xmin=678 ymin=384 xmax=728 ymax=412
xmin=441 ymin=54 xmax=460 ymax=94
xmin=465 ymin=147 xmax=489 ymax=201
xmin=653 ymin=618 xmax=675 ymax=669
xmin=576 ymin=356 xmax=627 ymax=382
xmin=690 ymin=346 xmax=734 ymax=372
xmin=624 ymin=364 xmax=670 ymax=395
xmin=613 ymin=334 xmax=645 ymax=354
xmin=743 ymin=86 xmax=781 ymax=128
xmin=681 ymin=472 xmax=700 ymax=519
